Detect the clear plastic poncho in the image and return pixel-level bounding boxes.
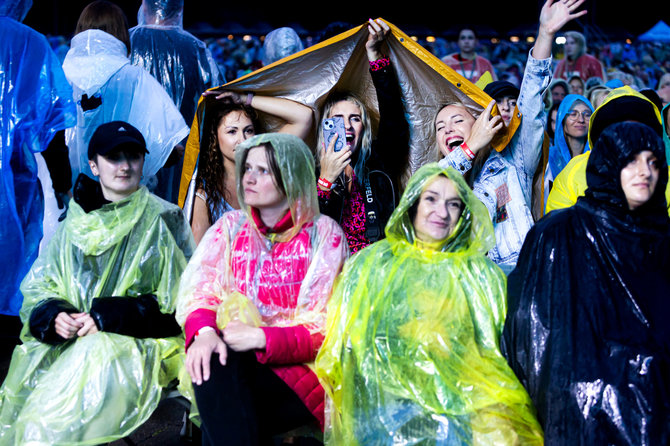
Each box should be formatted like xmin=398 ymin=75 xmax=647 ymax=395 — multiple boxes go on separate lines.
xmin=63 ymin=29 xmax=189 ymax=187
xmin=0 ymin=187 xmax=195 ymax=445
xmin=176 ymin=133 xmax=349 ymax=417
xmin=0 ymin=12 xmax=76 ymax=316
xmin=316 ymin=164 xmax=543 ymax=445
xmin=129 ymin=0 xmax=223 ymax=127
xmin=262 ymin=27 xmax=305 ymax=66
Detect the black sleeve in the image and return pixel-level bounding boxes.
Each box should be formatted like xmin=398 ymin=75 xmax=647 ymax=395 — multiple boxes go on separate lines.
xmin=316 ymin=177 xmax=346 ymax=224
xmin=89 ymin=294 xmax=182 ymax=339
xmin=29 ymin=298 xmax=79 ymax=345
xmin=41 ymin=130 xmax=72 ymax=194
xmin=369 ymin=64 xmax=410 ymax=184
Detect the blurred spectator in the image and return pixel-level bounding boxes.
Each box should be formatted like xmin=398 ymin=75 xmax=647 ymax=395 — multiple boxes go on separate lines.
xmin=441 ymin=28 xmax=498 ymax=83
xmin=129 ymin=0 xmax=224 ymax=203
xmin=554 ymin=30 xmax=605 ymax=81
xmin=261 ymin=27 xmax=304 ymax=66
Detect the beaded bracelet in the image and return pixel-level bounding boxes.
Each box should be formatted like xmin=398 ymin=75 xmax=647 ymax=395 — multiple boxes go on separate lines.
xmin=461 ymin=142 xmax=475 ymax=160
xmin=369 ymin=57 xmax=391 ymax=72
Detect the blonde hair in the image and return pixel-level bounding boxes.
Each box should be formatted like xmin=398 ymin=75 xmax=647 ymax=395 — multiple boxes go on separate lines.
xmin=317 ymin=93 xmax=372 ymax=182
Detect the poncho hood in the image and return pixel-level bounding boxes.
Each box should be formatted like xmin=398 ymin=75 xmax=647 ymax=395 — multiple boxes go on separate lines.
xmin=65 ymin=186 xmax=149 ymax=255
xmin=0 ymin=0 xmax=31 ymax=21
xmin=63 ymin=29 xmax=129 ymax=96
xmin=136 ymin=0 xmax=183 ymax=28
xmin=583 ymin=121 xmax=669 ymax=228
xmin=385 ymin=163 xmax=495 ymax=256
xmin=235 ymin=133 xmax=318 ymax=241
xmin=663 ymin=102 xmax=670 ymax=163
xmin=548 ymin=94 xmax=593 ymax=176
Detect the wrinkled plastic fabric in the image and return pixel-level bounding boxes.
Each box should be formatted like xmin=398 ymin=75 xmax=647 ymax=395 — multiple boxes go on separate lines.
xmin=129 ymin=20 xmax=223 ymax=127
xmin=176 ymin=133 xmax=349 ymax=416
xmin=546 ymin=87 xmax=669 ymax=214
xmin=0 ymin=16 xmax=76 ymax=316
xmin=0 ymin=187 xmax=195 ymax=445
xmin=63 ymin=29 xmax=189 ymax=187
xmin=136 ymin=0 xmax=183 ymax=27
xmin=316 ymin=164 xmax=543 ymax=445
xmin=503 ymin=122 xmax=670 ymax=445
xmin=0 ymin=0 xmax=31 ymax=21
xmin=262 ymin=27 xmax=304 ymax=66
xmin=178 ymin=18 xmax=519 ymax=207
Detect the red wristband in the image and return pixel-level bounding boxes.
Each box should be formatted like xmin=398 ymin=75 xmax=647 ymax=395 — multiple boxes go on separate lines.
xmin=318 ymin=177 xmax=334 ymax=190
xmin=461 ymin=142 xmax=475 ymax=160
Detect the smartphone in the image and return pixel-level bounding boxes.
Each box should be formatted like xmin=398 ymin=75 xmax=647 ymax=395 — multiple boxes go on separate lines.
xmin=322 ymin=117 xmax=346 ymax=152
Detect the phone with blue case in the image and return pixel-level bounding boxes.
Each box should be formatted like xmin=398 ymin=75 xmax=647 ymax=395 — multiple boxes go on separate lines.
xmin=322 ymin=117 xmax=346 ymax=152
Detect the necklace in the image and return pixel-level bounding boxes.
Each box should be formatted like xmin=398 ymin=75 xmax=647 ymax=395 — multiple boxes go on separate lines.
xmin=457 ymin=54 xmax=477 ymax=80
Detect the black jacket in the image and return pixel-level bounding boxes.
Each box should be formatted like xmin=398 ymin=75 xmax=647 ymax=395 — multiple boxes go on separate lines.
xmin=318 ymin=62 xmax=410 ymax=245
xmin=28 ymin=175 xmax=182 ymax=344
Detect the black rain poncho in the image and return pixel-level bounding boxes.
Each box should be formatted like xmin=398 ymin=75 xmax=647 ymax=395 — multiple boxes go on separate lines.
xmin=316 ymin=164 xmax=543 ymax=445
xmin=502 ymin=121 xmax=670 ymax=445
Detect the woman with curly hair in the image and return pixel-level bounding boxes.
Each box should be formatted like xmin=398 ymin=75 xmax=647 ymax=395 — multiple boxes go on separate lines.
xmin=191 ymin=93 xmax=313 ymax=244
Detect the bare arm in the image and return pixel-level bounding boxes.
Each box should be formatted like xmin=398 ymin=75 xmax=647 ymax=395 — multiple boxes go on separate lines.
xmin=532 ymin=0 xmax=587 ymax=60
xmin=191 ymin=193 xmax=211 ymax=245
xmin=206 ymin=91 xmax=314 ymax=140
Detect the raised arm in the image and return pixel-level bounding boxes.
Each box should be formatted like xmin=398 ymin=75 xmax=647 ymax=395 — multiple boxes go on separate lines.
xmin=533 ymin=0 xmax=587 ymax=60
xmin=208 ymin=91 xmax=314 ymax=140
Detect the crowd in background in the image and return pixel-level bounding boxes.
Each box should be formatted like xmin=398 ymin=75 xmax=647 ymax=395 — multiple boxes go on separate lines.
xmin=43 ymin=25 xmax=670 ymax=93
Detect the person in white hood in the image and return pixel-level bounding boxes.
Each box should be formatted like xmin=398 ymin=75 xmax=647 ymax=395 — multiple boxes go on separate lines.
xmin=63 ymin=0 xmax=189 ymax=190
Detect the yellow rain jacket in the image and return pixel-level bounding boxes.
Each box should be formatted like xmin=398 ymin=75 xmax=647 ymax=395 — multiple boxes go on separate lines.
xmin=546 ymin=86 xmax=670 ymax=214
xmin=316 ymin=164 xmax=543 ymax=445
xmin=178 ymin=19 xmax=520 ymax=210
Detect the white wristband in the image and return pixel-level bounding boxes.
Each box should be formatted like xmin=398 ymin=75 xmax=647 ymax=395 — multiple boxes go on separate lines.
xmin=194 ymin=326 xmax=215 ymax=339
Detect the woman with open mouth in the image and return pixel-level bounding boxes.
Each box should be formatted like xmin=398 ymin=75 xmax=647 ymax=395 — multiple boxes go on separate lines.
xmin=315 ymin=18 xmax=410 ymax=254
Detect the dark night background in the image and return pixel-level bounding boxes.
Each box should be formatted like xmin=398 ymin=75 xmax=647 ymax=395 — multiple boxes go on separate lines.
xmin=23 ymin=1 xmax=669 ymax=42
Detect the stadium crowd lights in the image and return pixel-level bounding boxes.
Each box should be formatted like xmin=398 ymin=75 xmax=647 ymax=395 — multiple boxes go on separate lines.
xmin=555 ymin=36 xmax=567 ymax=44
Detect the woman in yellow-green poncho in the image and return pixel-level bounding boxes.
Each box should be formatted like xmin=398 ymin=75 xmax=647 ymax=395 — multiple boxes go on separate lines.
xmin=0 ymin=122 xmax=195 ymax=445
xmin=316 ymin=163 xmax=543 ymax=445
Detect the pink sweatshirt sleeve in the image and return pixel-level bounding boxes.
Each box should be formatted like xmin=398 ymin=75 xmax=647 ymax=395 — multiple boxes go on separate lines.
xmin=256 ymin=325 xmax=324 ymax=364
xmin=184 ymin=308 xmax=219 ymax=350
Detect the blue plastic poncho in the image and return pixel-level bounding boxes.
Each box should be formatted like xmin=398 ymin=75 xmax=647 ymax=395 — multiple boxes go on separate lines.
xmin=0 ymin=186 xmax=195 ymax=445
xmin=0 ymin=12 xmax=76 ymax=316
xmin=62 ymin=29 xmax=189 ymax=188
xmin=316 ymin=164 xmax=543 ymax=445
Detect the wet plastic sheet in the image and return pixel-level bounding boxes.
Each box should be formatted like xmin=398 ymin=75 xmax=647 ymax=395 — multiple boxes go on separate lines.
xmin=130 ymin=1 xmax=223 ymax=127
xmin=62 ymin=29 xmax=189 ymax=187
xmin=503 ymin=122 xmax=670 ymax=445
xmin=316 ymin=164 xmax=543 ymax=445
xmin=0 ymin=15 xmax=76 ymax=316
xmin=0 ymin=187 xmax=195 ymax=445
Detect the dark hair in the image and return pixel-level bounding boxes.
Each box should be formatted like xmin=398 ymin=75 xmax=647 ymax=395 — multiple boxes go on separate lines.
xmin=75 ymin=0 xmax=131 ymax=55
xmin=546 ymin=102 xmax=561 ymax=141
xmin=195 ymin=104 xmax=261 ymax=223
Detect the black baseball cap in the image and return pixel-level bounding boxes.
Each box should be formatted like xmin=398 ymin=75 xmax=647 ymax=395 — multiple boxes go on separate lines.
xmin=484 ymin=81 xmax=520 ymax=101
xmin=88 ymin=121 xmax=149 ymax=160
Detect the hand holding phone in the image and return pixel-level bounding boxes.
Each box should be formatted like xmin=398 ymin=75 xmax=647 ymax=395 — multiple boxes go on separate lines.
xmin=322 ymin=117 xmax=346 ymax=152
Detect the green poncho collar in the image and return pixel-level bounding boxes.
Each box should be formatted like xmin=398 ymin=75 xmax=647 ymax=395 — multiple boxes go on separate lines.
xmin=385 ymin=163 xmax=495 ymax=258
xmin=65 ymin=186 xmax=149 ymax=255
xmin=235 ymin=133 xmax=318 ymax=242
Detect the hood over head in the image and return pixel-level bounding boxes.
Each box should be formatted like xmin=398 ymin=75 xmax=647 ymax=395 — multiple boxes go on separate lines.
xmin=585 ymin=121 xmax=668 ymax=220
xmin=137 ymin=0 xmax=183 ymax=28
xmin=0 ymin=0 xmax=31 ymax=21
xmin=549 ymin=94 xmax=594 ymax=176
xmin=262 ymin=27 xmax=305 ymax=66
xmin=385 ymin=163 xmax=494 ymax=255
xmin=235 ymin=133 xmax=318 ymax=239
xmin=588 ymin=85 xmax=663 ymax=148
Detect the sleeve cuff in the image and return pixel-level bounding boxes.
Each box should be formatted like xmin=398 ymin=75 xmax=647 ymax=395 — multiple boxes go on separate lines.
xmin=184 ymin=308 xmax=219 ymax=349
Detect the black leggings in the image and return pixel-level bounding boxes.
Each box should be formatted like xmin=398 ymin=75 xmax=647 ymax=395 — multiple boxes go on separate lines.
xmin=193 ymin=350 xmax=318 ymax=446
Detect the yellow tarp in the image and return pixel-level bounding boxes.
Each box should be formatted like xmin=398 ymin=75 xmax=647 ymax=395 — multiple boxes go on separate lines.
xmin=178 ymin=19 xmax=519 ymax=207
